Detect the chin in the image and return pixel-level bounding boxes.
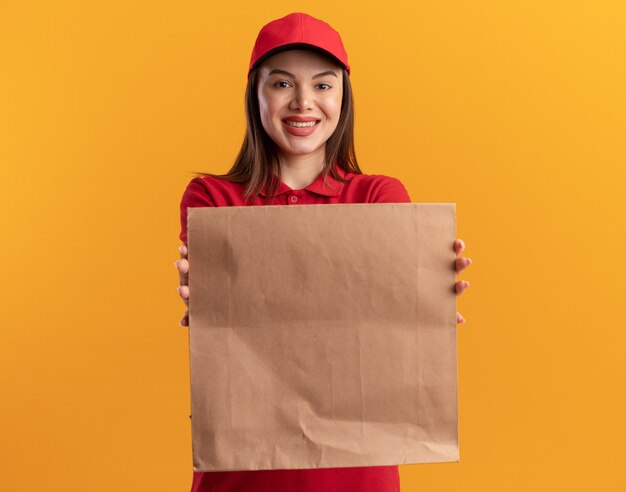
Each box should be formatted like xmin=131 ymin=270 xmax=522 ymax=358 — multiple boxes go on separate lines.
xmin=285 ymin=145 xmax=322 ymax=156
xmin=279 ymin=139 xmax=324 ymax=156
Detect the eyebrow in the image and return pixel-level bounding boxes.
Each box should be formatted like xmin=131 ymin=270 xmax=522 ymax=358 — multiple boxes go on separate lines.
xmin=268 ymin=69 xmax=338 ymax=79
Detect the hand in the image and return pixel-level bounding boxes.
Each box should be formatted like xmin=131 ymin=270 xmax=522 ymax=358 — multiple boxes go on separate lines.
xmin=174 ymin=244 xmax=190 ymax=326
xmin=454 ymin=239 xmax=472 ymax=324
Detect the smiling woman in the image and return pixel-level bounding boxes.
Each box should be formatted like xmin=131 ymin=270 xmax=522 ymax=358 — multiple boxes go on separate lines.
xmin=257 ymin=50 xmax=343 ymax=161
xmin=174 ymin=11 xmax=472 ymax=492
xmin=184 ymin=13 xmax=358 ymax=203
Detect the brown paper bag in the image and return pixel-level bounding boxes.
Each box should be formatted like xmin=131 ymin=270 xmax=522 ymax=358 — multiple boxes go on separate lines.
xmin=187 ymin=203 xmax=458 ymax=471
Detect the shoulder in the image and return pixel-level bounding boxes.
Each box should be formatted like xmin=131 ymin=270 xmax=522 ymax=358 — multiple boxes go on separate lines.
xmin=180 ymin=175 xmax=245 ymax=208
xmin=179 ymin=175 xmax=245 ymax=244
xmin=344 ymin=171 xmax=412 ymax=203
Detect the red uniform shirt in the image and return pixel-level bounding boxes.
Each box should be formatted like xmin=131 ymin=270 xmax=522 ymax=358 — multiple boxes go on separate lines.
xmin=179 ymin=164 xmax=412 ymax=492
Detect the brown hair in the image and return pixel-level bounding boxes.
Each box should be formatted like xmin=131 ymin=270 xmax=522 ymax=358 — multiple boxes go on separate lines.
xmin=192 ymin=53 xmax=362 ymax=205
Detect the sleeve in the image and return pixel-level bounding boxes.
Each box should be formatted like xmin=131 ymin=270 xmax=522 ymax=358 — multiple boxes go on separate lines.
xmin=371 ymin=176 xmax=412 ymax=203
xmin=179 ymin=177 xmax=216 ymax=245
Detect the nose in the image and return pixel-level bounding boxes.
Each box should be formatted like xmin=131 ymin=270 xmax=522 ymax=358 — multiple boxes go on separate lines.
xmin=289 ymin=84 xmax=313 ymax=111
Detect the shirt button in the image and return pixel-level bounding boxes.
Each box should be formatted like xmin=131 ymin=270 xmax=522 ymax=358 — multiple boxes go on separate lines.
xmin=290 ymin=195 xmax=298 ymax=203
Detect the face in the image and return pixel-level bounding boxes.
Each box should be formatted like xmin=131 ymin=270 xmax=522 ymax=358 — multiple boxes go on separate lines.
xmin=256 ymin=49 xmax=343 ymax=159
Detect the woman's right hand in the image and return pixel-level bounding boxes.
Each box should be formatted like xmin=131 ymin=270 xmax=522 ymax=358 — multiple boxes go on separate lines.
xmin=174 ymin=244 xmax=190 ymax=326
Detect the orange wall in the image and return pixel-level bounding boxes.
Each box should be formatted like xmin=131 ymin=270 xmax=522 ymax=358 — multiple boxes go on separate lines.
xmin=1 ymin=1 xmax=625 ymax=490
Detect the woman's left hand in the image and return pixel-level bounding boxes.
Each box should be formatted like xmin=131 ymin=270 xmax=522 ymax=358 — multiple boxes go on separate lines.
xmin=454 ymin=239 xmax=472 ymax=324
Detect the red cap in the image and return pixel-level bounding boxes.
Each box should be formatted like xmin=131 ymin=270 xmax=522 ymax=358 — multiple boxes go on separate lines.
xmin=248 ymin=12 xmax=350 ymax=77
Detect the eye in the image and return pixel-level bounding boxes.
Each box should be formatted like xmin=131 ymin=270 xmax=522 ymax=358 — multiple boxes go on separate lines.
xmin=317 ymin=83 xmax=332 ymax=90
xmin=273 ymin=80 xmax=292 ymax=88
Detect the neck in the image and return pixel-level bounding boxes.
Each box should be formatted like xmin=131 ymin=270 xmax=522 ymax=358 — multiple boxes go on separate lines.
xmin=278 ymin=147 xmax=327 ymax=190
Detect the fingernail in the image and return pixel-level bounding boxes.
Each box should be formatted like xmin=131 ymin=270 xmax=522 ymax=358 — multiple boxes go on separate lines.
xmin=179 ymin=245 xmax=184 ymax=254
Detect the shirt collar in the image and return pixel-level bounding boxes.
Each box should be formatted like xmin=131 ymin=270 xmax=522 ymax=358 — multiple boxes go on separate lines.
xmin=259 ymin=164 xmax=351 ymax=197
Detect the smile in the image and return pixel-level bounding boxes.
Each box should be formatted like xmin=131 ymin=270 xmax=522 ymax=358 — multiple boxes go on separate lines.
xmin=283 ymin=120 xmax=320 ymax=128
xmin=282 ymin=119 xmax=321 ymax=137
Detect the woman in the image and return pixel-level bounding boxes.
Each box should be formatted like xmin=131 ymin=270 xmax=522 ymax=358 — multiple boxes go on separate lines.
xmin=175 ymin=12 xmax=472 ymax=492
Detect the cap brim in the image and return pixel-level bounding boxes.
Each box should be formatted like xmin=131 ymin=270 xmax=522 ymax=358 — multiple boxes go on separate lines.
xmin=249 ymin=43 xmax=348 ymax=75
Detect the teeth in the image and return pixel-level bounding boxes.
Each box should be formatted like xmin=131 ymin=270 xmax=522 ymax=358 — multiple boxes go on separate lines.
xmin=285 ymin=120 xmax=318 ymax=128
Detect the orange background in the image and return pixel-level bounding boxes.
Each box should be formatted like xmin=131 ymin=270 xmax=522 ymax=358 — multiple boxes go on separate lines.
xmin=1 ymin=1 xmax=625 ymax=490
